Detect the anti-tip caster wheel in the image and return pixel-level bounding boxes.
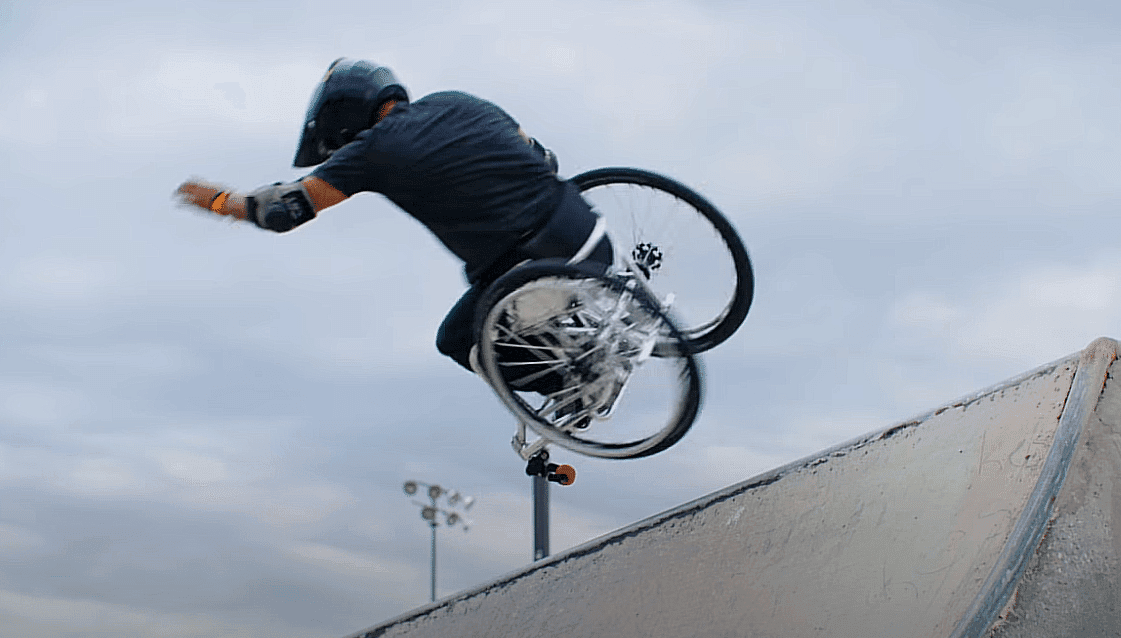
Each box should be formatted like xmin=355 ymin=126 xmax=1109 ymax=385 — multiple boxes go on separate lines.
xmin=526 ymin=453 xmax=577 ymax=486
xmin=551 ymin=464 xmax=576 ymax=486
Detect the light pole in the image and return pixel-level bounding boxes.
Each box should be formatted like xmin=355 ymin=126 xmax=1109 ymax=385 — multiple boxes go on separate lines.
xmin=403 ymin=480 xmax=474 ymax=602
xmin=533 ymin=475 xmax=549 ymax=560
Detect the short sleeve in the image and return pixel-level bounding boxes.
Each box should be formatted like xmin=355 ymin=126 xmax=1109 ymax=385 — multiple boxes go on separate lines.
xmin=309 ymin=130 xmax=380 ymax=197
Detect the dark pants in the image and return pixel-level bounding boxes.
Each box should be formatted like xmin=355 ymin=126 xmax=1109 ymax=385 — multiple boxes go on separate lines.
xmin=436 ymin=187 xmax=613 ymax=373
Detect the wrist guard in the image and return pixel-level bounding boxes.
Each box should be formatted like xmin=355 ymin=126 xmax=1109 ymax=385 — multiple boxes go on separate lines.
xmin=247 ymin=182 xmax=317 ymax=232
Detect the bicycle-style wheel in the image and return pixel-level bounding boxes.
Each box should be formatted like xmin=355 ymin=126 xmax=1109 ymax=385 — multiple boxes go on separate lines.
xmin=474 ymin=260 xmax=701 ymax=460
xmin=573 ymin=167 xmax=753 ymax=354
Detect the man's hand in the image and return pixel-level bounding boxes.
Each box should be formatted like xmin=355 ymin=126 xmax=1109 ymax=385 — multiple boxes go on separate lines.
xmin=175 ymin=179 xmax=223 ymax=208
xmin=175 ymin=179 xmax=248 ymax=220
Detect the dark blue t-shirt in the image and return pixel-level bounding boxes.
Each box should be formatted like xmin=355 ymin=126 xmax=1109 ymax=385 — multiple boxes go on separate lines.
xmin=311 ymin=91 xmax=564 ymax=280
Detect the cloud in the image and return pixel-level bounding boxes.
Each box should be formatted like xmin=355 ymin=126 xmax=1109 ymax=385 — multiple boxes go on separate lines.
xmin=1 ymin=2 xmax=1120 ymax=637
xmin=56 ymin=457 xmax=162 ymax=497
xmin=982 ymin=45 xmax=1121 ymax=203
xmin=0 ymin=588 xmax=316 ymax=638
xmin=152 ymin=449 xmax=230 ymax=486
xmin=0 ymin=523 xmax=45 ymax=555
xmin=889 ymin=249 xmax=1121 ymax=375
xmin=141 ymin=51 xmax=320 ymax=137
xmin=0 ymin=254 xmax=123 ymax=305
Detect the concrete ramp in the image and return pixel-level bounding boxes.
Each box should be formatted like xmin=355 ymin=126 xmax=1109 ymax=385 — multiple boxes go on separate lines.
xmin=349 ymin=337 xmax=1121 ymax=638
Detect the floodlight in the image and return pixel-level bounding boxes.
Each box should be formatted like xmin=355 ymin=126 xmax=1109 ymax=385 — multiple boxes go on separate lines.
xmin=401 ymin=478 xmax=477 ymax=603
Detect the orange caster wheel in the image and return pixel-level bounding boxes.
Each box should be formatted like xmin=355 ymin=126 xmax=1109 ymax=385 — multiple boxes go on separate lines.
xmin=526 ymin=453 xmax=576 ymax=486
xmin=552 ymin=464 xmax=576 ymax=485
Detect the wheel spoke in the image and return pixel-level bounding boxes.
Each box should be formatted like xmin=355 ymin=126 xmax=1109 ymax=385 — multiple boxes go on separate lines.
xmin=477 ymin=186 xmax=721 ymax=458
xmin=576 ymin=167 xmax=752 ymax=354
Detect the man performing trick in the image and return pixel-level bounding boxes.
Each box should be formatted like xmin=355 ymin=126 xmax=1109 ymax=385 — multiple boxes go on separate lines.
xmin=176 ymin=58 xmax=613 ymax=381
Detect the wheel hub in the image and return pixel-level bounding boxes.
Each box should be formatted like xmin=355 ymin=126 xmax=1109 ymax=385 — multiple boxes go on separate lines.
xmin=632 ymin=243 xmax=663 ymax=278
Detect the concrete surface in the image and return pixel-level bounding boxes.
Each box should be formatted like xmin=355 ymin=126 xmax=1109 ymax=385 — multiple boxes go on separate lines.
xmin=347 ymin=337 xmax=1121 ymax=638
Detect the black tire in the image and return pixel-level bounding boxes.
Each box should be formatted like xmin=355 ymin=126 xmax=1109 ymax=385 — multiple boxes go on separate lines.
xmin=474 ymin=259 xmax=701 ymax=460
xmin=572 ymin=167 xmax=754 ymax=354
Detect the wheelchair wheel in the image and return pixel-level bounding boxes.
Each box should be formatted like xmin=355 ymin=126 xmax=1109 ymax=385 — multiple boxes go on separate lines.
xmin=573 ymin=167 xmax=754 ymax=354
xmin=474 ymin=260 xmax=702 ymax=460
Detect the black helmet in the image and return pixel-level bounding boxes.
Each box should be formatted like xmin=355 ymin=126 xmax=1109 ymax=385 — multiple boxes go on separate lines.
xmin=293 ymin=58 xmax=409 ymax=167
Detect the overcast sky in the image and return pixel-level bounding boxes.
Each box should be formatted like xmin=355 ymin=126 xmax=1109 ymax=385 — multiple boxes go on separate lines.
xmin=2 ymin=0 xmax=1120 ymax=636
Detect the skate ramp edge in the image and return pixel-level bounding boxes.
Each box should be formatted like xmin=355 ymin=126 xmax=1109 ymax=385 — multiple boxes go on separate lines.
xmin=348 ymin=337 xmax=1121 ymax=638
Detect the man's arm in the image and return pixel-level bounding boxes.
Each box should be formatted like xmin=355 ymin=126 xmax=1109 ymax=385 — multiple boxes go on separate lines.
xmin=175 ymin=176 xmax=348 ymax=229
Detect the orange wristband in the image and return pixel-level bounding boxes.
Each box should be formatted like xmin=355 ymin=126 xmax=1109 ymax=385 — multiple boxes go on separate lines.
xmin=209 ymin=191 xmax=230 ymax=213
